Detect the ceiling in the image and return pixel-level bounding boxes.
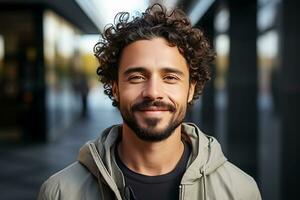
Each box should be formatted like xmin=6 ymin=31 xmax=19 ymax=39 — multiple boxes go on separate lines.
xmin=0 ymin=0 xmax=215 ymax=34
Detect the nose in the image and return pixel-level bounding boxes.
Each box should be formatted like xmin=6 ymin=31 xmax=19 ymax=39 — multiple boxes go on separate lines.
xmin=141 ymin=77 xmax=163 ymax=100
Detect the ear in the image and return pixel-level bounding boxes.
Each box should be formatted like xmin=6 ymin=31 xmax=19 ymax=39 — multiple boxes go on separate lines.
xmin=112 ymin=81 xmax=119 ymax=102
xmin=188 ymin=81 xmax=196 ymax=103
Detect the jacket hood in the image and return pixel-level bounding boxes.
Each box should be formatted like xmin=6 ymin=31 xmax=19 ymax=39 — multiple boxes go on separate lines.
xmin=180 ymin=123 xmax=227 ymax=184
xmin=78 ymin=125 xmax=120 ymax=179
xmin=77 ymin=123 xmax=227 ymax=195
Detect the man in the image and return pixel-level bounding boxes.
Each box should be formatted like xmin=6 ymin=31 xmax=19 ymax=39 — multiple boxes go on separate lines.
xmin=38 ymin=4 xmax=261 ymax=200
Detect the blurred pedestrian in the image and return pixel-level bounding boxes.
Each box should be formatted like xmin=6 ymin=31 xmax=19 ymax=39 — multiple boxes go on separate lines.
xmin=72 ymin=71 xmax=89 ymax=118
xmin=78 ymin=75 xmax=89 ymax=118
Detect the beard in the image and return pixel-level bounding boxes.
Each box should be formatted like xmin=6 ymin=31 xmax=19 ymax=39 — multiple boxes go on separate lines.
xmin=119 ymin=99 xmax=186 ymax=142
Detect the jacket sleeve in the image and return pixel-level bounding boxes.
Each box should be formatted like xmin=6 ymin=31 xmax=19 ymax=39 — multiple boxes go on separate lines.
xmin=252 ymin=180 xmax=262 ymax=200
xmin=236 ymin=174 xmax=262 ymax=200
xmin=222 ymin=162 xmax=262 ymax=200
xmin=37 ymin=179 xmax=61 ymax=200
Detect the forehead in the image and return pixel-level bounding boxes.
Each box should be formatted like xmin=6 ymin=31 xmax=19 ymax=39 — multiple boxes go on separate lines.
xmin=118 ymin=37 xmax=188 ymax=74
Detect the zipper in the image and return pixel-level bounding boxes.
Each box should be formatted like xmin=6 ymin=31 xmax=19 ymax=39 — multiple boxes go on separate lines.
xmin=179 ymin=185 xmax=184 ymax=200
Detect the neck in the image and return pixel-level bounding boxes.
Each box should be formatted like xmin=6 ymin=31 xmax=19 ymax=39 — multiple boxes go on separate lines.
xmin=118 ymin=124 xmax=184 ymax=176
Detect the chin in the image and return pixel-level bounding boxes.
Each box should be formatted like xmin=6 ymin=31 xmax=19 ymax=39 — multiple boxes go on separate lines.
xmin=133 ymin=122 xmax=180 ymax=142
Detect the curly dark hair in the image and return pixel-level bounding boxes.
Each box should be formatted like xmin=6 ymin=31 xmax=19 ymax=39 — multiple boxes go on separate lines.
xmin=94 ymin=3 xmax=215 ymax=107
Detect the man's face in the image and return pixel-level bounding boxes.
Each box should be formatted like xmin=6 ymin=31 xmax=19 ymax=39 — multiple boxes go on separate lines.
xmin=114 ymin=37 xmax=195 ymax=142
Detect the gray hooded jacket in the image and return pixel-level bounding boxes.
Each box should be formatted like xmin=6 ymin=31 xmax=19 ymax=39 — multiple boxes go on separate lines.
xmin=38 ymin=123 xmax=261 ymax=200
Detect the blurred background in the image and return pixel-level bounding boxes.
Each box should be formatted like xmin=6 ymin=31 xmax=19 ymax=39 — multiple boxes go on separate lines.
xmin=0 ymin=0 xmax=298 ymax=199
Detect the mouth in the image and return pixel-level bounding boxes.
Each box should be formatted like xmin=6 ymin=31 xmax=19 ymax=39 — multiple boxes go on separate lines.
xmin=137 ymin=107 xmax=169 ymax=117
xmin=138 ymin=106 xmax=170 ymax=112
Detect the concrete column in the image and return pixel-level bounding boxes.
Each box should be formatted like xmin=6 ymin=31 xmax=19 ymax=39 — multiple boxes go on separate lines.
xmin=279 ymin=1 xmax=300 ymax=199
xmin=22 ymin=6 xmax=46 ymax=142
xmin=200 ymin=9 xmax=216 ymax=136
xmin=33 ymin=7 xmax=46 ymax=142
xmin=227 ymin=1 xmax=258 ymax=179
xmin=192 ymin=5 xmax=216 ymax=136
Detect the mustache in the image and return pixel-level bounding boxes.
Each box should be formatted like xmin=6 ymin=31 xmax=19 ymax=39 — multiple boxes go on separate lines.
xmin=131 ymin=99 xmax=176 ymax=112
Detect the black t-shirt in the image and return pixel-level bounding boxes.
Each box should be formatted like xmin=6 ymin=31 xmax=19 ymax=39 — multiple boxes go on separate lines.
xmin=115 ymin=142 xmax=191 ymax=200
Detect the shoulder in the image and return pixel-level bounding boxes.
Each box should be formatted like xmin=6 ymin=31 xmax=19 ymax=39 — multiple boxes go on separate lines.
xmin=213 ymin=161 xmax=261 ymax=200
xmin=38 ymin=162 xmax=99 ymax=200
xmin=42 ymin=161 xmax=94 ymax=187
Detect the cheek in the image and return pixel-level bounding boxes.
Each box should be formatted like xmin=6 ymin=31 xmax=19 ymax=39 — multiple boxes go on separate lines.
xmin=165 ymin=85 xmax=190 ymax=102
xmin=118 ymin=86 xmax=142 ymax=105
xmin=167 ymin=95 xmax=189 ymax=114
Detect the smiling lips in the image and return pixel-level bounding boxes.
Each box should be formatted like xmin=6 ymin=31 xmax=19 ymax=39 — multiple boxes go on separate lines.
xmin=139 ymin=106 xmax=170 ymax=112
xmin=137 ymin=106 xmax=171 ymax=117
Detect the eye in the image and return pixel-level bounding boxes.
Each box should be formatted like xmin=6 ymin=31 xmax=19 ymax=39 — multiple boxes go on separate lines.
xmin=163 ymin=75 xmax=180 ymax=83
xmin=128 ymin=75 xmax=146 ymax=83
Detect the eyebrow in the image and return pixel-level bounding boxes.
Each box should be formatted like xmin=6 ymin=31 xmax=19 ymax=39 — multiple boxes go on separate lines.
xmin=160 ymin=67 xmax=184 ymax=76
xmin=123 ymin=67 xmax=148 ymax=76
xmin=123 ymin=67 xmax=184 ymax=76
